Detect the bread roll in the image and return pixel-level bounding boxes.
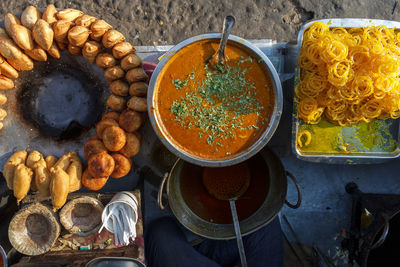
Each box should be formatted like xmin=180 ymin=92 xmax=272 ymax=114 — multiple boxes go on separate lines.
xmin=112 ymin=42 xmax=135 ymax=59
xmin=13 ymin=163 xmax=33 ymax=205
xmin=126 ymin=67 xmax=148 ymax=83
xmin=95 ymin=53 xmax=116 ymax=69
xmin=21 ymin=6 xmax=41 ymax=30
xmin=50 ymin=166 xmax=70 ymax=211
xmin=3 ymin=150 xmax=28 ymax=190
xmin=110 ymin=80 xmax=129 ymax=96
xmin=129 ymin=82 xmax=148 ymax=97
xmin=106 ymin=94 xmax=126 ymax=111
xmin=102 ymin=30 xmax=125 ymax=49
xmin=42 ymin=4 xmax=58 ymax=25
xmin=121 ymin=53 xmax=142 ymax=71
xmin=127 ymin=96 xmax=147 ymax=112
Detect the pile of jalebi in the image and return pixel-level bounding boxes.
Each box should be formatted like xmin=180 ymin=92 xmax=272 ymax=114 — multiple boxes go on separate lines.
xmin=296 ymin=22 xmax=400 ymax=126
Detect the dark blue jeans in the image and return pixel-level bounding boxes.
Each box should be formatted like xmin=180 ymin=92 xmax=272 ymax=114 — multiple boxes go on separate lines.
xmin=145 ymin=216 xmax=283 ymax=267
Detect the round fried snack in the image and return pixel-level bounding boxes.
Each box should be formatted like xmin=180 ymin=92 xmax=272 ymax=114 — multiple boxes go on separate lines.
xmin=101 ymin=126 xmax=126 ymax=151
xmin=95 ymin=53 xmax=116 ymax=69
xmin=111 ymin=153 xmax=131 ymax=178
xmin=110 ymin=80 xmax=129 ymax=96
xmin=126 ymin=67 xmax=148 ymax=83
xmin=104 ymin=66 xmax=124 ymax=82
xmin=102 ymin=30 xmax=125 ymax=49
xmin=102 ymin=111 xmax=120 ymax=121
xmin=84 ymin=139 xmax=107 ymax=159
xmin=106 ymin=94 xmax=126 ymax=110
xmin=68 ymin=44 xmax=82 ymax=56
xmin=121 ymin=53 xmax=142 ymax=71
xmin=96 ymin=118 xmax=119 ymax=138
xmin=119 ymin=109 xmax=143 ymax=133
xmin=88 ymin=152 xmax=115 ymax=178
xmin=120 ymin=132 xmax=141 ymax=158
xmin=112 ymin=42 xmax=135 ymax=59
xmin=127 ymin=96 xmax=147 ymax=112
xmin=129 ymin=82 xmax=148 ymax=97
xmin=81 ymin=169 xmax=108 ymax=191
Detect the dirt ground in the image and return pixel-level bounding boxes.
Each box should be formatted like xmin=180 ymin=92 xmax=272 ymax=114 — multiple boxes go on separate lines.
xmin=1 ymin=0 xmax=399 ymax=46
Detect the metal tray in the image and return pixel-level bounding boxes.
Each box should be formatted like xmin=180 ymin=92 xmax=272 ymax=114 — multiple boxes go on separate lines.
xmin=292 ymin=18 xmax=400 ymax=164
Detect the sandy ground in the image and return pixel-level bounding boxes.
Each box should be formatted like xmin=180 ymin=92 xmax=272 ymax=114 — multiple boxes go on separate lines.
xmin=1 ymin=0 xmax=399 ymax=46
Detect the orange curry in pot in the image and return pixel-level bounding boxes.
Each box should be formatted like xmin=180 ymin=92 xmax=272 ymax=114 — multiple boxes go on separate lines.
xmin=154 ymin=39 xmax=274 ymax=159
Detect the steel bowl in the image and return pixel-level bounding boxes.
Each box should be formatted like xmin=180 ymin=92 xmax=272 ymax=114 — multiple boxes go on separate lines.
xmin=147 ymin=33 xmax=283 ymax=167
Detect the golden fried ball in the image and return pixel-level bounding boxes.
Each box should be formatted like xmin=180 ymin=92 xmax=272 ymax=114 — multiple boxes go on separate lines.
xmin=101 ymin=126 xmax=126 ymax=151
xmin=102 ymin=111 xmax=121 ymax=121
xmin=81 ymin=168 xmax=109 ymax=191
xmin=87 ymin=152 xmax=115 ymax=178
xmin=96 ymin=118 xmax=119 ymax=138
xmin=111 ymin=153 xmax=132 ymax=178
xmin=120 ymin=132 xmax=141 ymax=158
xmin=119 ymin=109 xmax=143 ymax=133
xmin=84 ymin=139 xmax=107 ymax=160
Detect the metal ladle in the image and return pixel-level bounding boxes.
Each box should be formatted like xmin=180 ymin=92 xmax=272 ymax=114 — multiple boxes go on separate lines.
xmin=206 ymin=15 xmax=236 ymax=67
xmin=202 ymin=165 xmax=250 ymax=267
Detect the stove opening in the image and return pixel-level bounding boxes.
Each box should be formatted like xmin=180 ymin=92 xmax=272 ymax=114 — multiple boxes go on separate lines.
xmin=18 ymin=56 xmax=106 ymax=141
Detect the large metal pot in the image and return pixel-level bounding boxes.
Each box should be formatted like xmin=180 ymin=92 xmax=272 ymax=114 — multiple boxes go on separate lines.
xmin=157 ymin=147 xmax=301 ymax=240
xmin=147 ymin=33 xmax=283 ymax=167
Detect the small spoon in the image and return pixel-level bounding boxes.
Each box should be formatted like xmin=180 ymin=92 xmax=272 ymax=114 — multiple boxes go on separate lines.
xmin=206 ymin=15 xmax=236 ymax=67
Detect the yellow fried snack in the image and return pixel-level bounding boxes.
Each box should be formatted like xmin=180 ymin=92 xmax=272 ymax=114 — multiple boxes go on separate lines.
xmin=3 ymin=150 xmax=27 ymax=189
xmin=67 ymin=152 xmax=82 ymax=193
xmin=297 ymin=22 xmax=400 ymax=126
xmin=13 ymin=163 xmax=33 ymax=205
xmin=53 ymin=153 xmax=72 ymax=171
xmin=297 ymin=130 xmax=312 ymax=148
xmin=33 ymin=158 xmax=51 ymax=198
xmin=45 ymin=155 xmax=58 ymax=169
xmin=50 ymin=166 xmax=70 ymax=211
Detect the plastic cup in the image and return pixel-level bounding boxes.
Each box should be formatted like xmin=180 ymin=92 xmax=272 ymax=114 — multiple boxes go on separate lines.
xmin=101 ymin=191 xmax=138 ymax=233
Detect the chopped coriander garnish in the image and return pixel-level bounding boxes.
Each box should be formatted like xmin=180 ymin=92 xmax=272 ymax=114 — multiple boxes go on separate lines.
xmin=172 ymin=79 xmax=188 ymax=89
xmin=169 ymin=60 xmax=264 ymax=147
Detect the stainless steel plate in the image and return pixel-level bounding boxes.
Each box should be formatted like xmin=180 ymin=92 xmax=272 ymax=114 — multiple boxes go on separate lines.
xmin=293 ymin=18 xmax=400 ymax=164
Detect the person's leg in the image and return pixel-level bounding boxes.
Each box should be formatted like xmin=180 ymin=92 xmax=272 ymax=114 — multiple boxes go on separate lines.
xmin=241 ymin=217 xmax=284 ymax=267
xmin=195 ymin=217 xmax=284 ymax=267
xmin=145 ymin=216 xmax=221 ymax=267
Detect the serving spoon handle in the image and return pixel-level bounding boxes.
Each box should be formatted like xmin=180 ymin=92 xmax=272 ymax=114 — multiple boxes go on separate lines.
xmin=230 ymin=199 xmax=248 ymax=267
xmin=217 ymin=15 xmax=236 ymax=62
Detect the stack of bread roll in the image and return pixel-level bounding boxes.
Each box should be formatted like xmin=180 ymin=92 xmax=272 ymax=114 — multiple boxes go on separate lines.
xmin=3 ymin=150 xmax=82 ymax=211
xmin=0 ymin=5 xmax=148 ymax=189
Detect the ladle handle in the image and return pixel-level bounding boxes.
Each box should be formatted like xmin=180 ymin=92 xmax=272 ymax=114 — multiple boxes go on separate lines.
xmin=230 ymin=200 xmax=248 ymax=267
xmin=157 ymin=173 xmax=169 ymax=210
xmin=371 ymin=213 xmax=389 ymax=249
xmin=217 ymin=15 xmax=236 ymax=62
xmin=285 ymin=171 xmax=302 ymax=209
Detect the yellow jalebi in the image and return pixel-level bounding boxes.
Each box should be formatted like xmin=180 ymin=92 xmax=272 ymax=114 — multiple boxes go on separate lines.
xmin=297 ymin=22 xmax=400 ymax=125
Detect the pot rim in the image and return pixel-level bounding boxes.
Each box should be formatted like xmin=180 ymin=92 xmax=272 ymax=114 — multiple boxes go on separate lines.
xmin=147 ymin=33 xmax=283 ymax=167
